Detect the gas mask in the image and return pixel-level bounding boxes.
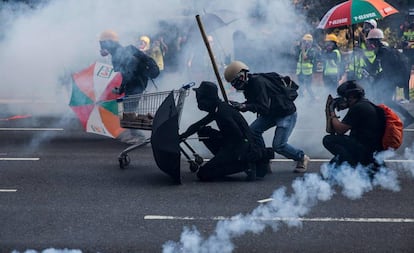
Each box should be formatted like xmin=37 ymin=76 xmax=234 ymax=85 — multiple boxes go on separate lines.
xmin=302 ymin=40 xmax=312 ymax=49
xmin=325 ymin=41 xmax=335 ymax=51
xmin=366 ymin=39 xmax=379 ymax=51
xmin=99 ymin=40 xmax=116 ymax=56
xmin=230 ymin=72 xmax=247 ymax=90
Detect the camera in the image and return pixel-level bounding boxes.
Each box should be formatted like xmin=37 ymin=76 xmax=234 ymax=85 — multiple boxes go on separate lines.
xmin=331 ymin=97 xmax=349 ymax=111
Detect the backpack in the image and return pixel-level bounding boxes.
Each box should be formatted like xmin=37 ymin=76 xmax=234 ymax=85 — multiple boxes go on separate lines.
xmin=377 ymin=104 xmax=403 ymax=150
xmin=259 ymin=72 xmax=299 ymax=116
xmin=128 ymin=45 xmax=160 ymax=79
xmin=142 ymin=55 xmax=160 ymax=79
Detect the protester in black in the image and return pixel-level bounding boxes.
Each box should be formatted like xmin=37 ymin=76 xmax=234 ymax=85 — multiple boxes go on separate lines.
xmin=99 ymin=30 xmax=158 ymax=96
xmin=99 ymin=30 xmax=159 ymax=144
xmin=224 ymin=61 xmax=309 ymax=173
xmin=179 ymin=81 xmax=268 ymax=181
xmin=366 ymin=28 xmax=414 ymax=127
xmin=323 ymin=81 xmax=384 ymax=167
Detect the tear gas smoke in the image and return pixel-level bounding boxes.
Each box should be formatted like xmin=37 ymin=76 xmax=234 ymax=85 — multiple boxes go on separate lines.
xmin=0 ymin=0 xmax=322 ymax=156
xmin=163 ymin=149 xmax=409 ymax=253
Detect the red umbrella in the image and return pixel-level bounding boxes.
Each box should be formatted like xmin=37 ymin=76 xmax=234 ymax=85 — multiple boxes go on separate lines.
xmin=317 ymin=0 xmax=399 ymax=29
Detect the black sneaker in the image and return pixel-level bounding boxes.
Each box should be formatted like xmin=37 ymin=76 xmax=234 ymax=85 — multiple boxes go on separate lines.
xmin=256 ymin=162 xmax=270 ymax=178
xmin=245 ymin=163 xmax=257 ymax=181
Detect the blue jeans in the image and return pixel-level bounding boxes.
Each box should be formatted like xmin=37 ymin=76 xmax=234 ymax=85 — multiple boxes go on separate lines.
xmin=250 ymin=112 xmax=304 ymax=161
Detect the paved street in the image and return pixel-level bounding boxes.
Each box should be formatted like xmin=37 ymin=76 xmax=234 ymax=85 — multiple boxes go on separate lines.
xmin=0 ymin=98 xmax=413 ymax=253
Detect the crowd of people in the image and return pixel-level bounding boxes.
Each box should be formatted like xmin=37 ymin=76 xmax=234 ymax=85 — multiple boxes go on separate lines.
xmin=97 ymin=15 xmax=414 ymax=182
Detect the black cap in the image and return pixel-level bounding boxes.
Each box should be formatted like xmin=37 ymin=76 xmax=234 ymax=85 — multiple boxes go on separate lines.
xmin=337 ymin=80 xmax=365 ymax=98
xmin=193 ymin=81 xmax=219 ymax=100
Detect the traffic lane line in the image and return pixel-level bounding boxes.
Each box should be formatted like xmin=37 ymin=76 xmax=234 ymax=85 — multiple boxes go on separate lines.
xmin=0 ymin=128 xmax=64 ymax=131
xmin=198 ymin=158 xmax=414 ymax=163
xmin=0 ymin=158 xmax=40 ymax=161
xmin=0 ymin=189 xmax=17 ymax=192
xmin=144 ymin=215 xmax=414 ymax=223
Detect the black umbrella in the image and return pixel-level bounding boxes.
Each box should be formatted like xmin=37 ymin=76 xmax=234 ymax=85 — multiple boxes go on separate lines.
xmin=187 ymin=12 xmax=238 ymax=41
xmin=151 ymin=91 xmax=181 ymax=184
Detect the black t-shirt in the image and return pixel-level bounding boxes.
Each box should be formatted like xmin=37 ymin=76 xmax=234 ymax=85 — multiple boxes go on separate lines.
xmin=342 ymin=98 xmax=384 ymax=152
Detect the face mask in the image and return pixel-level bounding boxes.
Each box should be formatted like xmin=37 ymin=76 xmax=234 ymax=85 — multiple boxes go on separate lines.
xmin=302 ymin=41 xmax=312 ymax=49
xmin=325 ymin=41 xmax=334 ymax=50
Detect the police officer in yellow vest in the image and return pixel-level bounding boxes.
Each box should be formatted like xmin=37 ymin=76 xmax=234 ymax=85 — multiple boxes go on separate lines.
xmin=402 ymin=22 xmax=414 ymax=49
xmin=296 ymin=34 xmax=319 ymax=101
xmin=322 ymin=34 xmax=342 ymax=95
xmin=347 ymin=20 xmax=381 ymax=94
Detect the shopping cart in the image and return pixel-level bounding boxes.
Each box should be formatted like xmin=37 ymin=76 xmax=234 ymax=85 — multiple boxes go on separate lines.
xmin=116 ymin=83 xmax=192 ymax=169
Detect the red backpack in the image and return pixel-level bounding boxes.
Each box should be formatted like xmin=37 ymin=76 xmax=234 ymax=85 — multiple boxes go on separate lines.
xmin=377 ymin=104 xmax=403 ymax=150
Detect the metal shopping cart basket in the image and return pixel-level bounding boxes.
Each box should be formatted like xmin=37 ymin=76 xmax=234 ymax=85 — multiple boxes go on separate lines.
xmin=116 ymin=84 xmax=191 ymax=169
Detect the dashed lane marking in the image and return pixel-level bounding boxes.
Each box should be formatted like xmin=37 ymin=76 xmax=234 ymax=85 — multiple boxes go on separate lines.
xmin=0 ymin=189 xmax=17 ymax=192
xmin=144 ymin=215 xmax=414 ymax=223
xmin=199 ymin=158 xmax=414 ymax=163
xmin=0 ymin=128 xmax=63 ymax=131
xmin=0 ymin=158 xmax=40 ymax=161
xmin=271 ymin=158 xmax=414 ymax=163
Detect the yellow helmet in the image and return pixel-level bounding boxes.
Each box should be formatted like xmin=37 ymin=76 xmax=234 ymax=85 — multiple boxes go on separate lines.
xmin=325 ymin=34 xmax=338 ymax=43
xmin=224 ymin=61 xmax=249 ymax=82
xmin=302 ymin=34 xmax=313 ymax=41
xmin=140 ymin=35 xmax=150 ymax=45
xmin=99 ymin=30 xmax=119 ymax=42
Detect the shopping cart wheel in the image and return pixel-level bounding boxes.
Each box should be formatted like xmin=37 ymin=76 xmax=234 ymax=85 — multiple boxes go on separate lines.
xmin=119 ymin=154 xmax=131 ymax=169
xmin=194 ymin=154 xmax=204 ymax=165
xmin=189 ymin=161 xmax=199 ymax=173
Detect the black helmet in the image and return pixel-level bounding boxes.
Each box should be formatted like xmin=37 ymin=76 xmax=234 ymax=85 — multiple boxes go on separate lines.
xmin=337 ymin=80 xmax=365 ymax=98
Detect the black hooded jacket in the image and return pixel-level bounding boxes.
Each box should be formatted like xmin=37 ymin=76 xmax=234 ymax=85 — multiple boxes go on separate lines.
xmin=182 ymin=101 xmax=255 ymax=146
xmin=109 ymin=44 xmax=150 ymax=95
xmin=243 ymin=73 xmax=296 ymax=117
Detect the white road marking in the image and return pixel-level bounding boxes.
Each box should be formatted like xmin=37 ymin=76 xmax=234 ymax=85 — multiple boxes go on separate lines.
xmin=144 ymin=215 xmax=414 ymax=223
xmin=0 ymin=158 xmax=40 ymax=161
xmin=198 ymin=158 xmax=414 ymax=163
xmin=271 ymin=158 xmax=414 ymax=163
xmin=0 ymin=189 xmax=17 ymax=192
xmin=257 ymin=198 xmax=274 ymax=203
xmin=0 ymin=128 xmax=63 ymax=131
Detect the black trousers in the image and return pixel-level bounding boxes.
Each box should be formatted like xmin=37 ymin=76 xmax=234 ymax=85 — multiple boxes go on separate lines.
xmin=322 ymin=134 xmax=374 ymax=167
xmin=196 ymin=126 xmax=250 ymax=181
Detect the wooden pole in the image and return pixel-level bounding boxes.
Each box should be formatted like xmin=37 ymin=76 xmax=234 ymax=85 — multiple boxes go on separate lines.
xmin=195 ymin=14 xmax=228 ymax=103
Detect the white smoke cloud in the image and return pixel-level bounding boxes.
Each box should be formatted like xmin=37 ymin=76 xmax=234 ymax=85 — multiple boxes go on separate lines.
xmin=0 ymin=0 xmax=323 ymax=155
xmin=402 ymin=144 xmax=414 ymax=177
xmin=163 ymin=148 xmax=411 ymax=253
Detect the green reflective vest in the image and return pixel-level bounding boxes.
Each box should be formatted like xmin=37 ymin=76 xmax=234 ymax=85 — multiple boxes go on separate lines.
xmin=324 ymin=49 xmax=341 ymax=75
xmin=296 ymin=48 xmax=314 ymax=75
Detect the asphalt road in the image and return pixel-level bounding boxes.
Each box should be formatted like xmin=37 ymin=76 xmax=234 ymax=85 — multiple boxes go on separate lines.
xmin=0 ymin=102 xmax=414 ymax=253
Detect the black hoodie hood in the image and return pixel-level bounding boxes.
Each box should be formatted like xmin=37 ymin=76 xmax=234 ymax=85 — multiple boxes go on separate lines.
xmin=193 ymin=81 xmax=220 ymax=113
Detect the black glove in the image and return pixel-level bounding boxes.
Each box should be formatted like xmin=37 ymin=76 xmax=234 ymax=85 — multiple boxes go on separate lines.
xmin=229 ymin=100 xmax=247 ymax=112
